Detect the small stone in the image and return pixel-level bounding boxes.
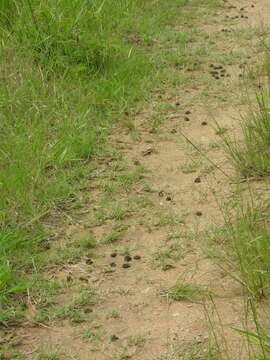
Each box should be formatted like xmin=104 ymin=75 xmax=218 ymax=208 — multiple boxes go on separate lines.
xmin=110 ymin=335 xmax=119 ymax=342
xmin=201 ymin=121 xmax=208 ymax=126
xmin=134 ymin=255 xmax=141 ymax=260
xmin=185 ymin=110 xmax=191 ymax=115
xmin=111 ymin=252 xmax=117 ymax=258
xmin=122 ymin=263 xmax=131 ymax=268
xmin=166 ymin=196 xmax=172 ymax=201
xmin=124 ymin=255 xmax=132 ymax=262
xmin=110 ymin=262 xmax=117 ymax=267
xmin=195 ymin=211 xmax=203 ymax=217
xmin=84 ymin=308 xmax=93 ymax=314
xmin=175 ymin=101 xmax=181 ymax=106
xmin=194 ymin=177 xmax=201 ymax=183
xmin=184 ymin=116 xmax=190 ymax=122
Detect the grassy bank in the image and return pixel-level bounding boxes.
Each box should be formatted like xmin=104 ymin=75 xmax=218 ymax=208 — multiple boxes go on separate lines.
xmin=0 ymin=0 xmax=191 ymax=319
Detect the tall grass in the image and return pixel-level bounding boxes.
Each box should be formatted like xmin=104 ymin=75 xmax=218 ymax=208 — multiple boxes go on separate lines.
xmin=0 ymin=0 xmax=185 ymax=318
xmin=217 ymin=93 xmax=270 ymax=179
xmin=209 ymin=201 xmax=270 ymax=298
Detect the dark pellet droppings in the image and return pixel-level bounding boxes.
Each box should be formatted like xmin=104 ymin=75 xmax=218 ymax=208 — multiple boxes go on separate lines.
xmin=84 ymin=308 xmax=93 ymax=314
xmin=111 ymin=252 xmax=117 ymax=258
xmin=195 ymin=211 xmax=203 ymax=217
xmin=124 ymin=255 xmax=132 ymax=262
xmin=184 ymin=116 xmax=190 ymax=122
xmin=122 ymin=263 xmax=131 ymax=268
xmin=110 ymin=262 xmax=117 ymax=267
xmin=166 ymin=196 xmax=172 ymax=201
xmin=171 ymin=128 xmax=177 ymax=134
xmin=194 ymin=177 xmax=201 ymax=183
xmin=134 ymin=255 xmax=141 ymax=260
xmin=110 ymin=335 xmax=119 ymax=342
xmin=201 ymin=121 xmax=208 ymax=126
xmin=86 ymin=259 xmax=93 ymax=265
xmin=176 ymin=101 xmax=181 ymax=106
xmin=185 ymin=110 xmax=191 ymax=115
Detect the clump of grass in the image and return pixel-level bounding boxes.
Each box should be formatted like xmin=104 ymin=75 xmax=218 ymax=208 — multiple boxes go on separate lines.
xmin=210 ymin=202 xmax=270 ymax=298
xmin=217 ymin=93 xmax=270 ymax=179
xmin=233 ymin=299 xmax=270 ymax=360
xmin=160 ymin=276 xmax=211 ymax=302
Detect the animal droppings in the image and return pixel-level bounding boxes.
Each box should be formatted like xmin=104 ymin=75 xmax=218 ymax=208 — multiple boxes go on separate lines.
xmin=122 ymin=263 xmax=131 ymax=268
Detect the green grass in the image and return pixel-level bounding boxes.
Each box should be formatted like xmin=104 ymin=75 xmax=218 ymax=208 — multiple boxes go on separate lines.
xmin=0 ymin=0 xmax=199 ymax=318
xmin=217 ymin=93 xmax=270 ymax=179
xmin=160 ymin=276 xmax=212 ymax=302
xmin=209 ymin=202 xmax=270 ymax=298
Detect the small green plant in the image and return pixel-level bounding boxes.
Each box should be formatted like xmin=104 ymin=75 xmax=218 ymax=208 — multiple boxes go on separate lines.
xmin=102 ymin=230 xmax=123 ymax=244
xmin=107 ymin=309 xmax=120 ymax=319
xmin=35 ymin=346 xmax=62 ymax=360
xmin=160 ymin=276 xmax=211 ymax=302
xmin=127 ymin=333 xmax=148 ymax=347
xmin=82 ymin=327 xmax=102 ymax=343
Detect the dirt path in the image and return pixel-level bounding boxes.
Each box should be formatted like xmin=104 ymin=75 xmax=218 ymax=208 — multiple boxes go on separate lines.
xmin=5 ymin=1 xmax=270 ymax=359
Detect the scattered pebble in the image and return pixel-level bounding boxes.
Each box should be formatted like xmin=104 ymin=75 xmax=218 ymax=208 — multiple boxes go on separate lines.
xmin=111 ymin=252 xmax=117 ymax=258
xmin=134 ymin=255 xmax=141 ymax=260
xmin=201 ymin=121 xmax=208 ymax=126
xmin=184 ymin=116 xmax=190 ymax=122
xmin=195 ymin=211 xmax=203 ymax=217
xmin=194 ymin=177 xmax=201 ymax=183
xmin=122 ymin=263 xmax=131 ymax=268
xmin=175 ymin=101 xmax=181 ymax=106
xmin=110 ymin=262 xmax=117 ymax=267
xmin=124 ymin=255 xmax=132 ymax=262
xmin=166 ymin=196 xmax=172 ymax=201
xmin=185 ymin=110 xmax=191 ymax=115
